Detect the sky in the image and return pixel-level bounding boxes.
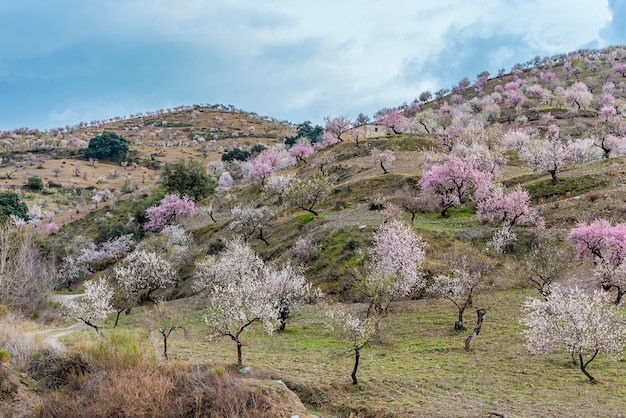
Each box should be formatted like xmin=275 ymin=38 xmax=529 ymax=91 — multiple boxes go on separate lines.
xmin=0 ymin=0 xmax=625 ymax=131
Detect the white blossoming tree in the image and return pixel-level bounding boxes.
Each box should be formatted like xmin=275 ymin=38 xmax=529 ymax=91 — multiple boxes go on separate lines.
xmin=427 ymin=254 xmax=492 ymax=330
xmin=522 ymin=284 xmax=626 ymax=383
xmin=229 ymin=204 xmax=274 ymax=245
xmin=113 ymin=250 xmax=176 ymax=306
xmin=326 ymin=309 xmax=380 ymax=385
xmin=357 ymin=220 xmax=427 ymax=316
xmin=60 ymin=277 xmax=114 ymax=336
xmin=193 ymin=239 xmax=278 ymax=367
xmin=265 ymin=261 xmax=321 ymax=332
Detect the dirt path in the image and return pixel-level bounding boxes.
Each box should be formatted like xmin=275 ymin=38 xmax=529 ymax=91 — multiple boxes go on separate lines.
xmin=31 ymin=293 xmax=86 ymax=352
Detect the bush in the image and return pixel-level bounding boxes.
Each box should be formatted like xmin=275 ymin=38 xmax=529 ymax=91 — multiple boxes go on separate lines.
xmin=206 ymin=238 xmax=225 ymax=255
xmin=94 ymin=223 xmax=140 ymax=244
xmin=27 ymin=176 xmax=43 ymax=190
xmin=0 ymin=191 xmax=28 ymax=219
xmin=221 ymin=147 xmax=250 ymax=162
xmin=160 ymin=160 xmax=214 ymax=201
xmin=84 ymin=131 xmax=129 ymax=162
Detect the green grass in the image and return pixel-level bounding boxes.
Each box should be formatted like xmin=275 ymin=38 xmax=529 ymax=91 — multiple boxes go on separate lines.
xmin=83 ymin=289 xmax=626 ymax=417
xmin=523 ymin=174 xmax=611 ymax=201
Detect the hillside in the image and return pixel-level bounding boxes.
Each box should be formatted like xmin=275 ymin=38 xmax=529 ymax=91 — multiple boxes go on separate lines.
xmin=2 ymin=45 xmax=626 ymax=417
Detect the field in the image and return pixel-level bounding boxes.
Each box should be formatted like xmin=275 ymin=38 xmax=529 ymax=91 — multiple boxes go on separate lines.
xmin=57 ymin=287 xmax=626 ymax=418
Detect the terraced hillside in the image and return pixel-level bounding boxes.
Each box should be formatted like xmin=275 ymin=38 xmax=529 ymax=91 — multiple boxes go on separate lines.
xmin=2 ymin=45 xmax=626 ymax=417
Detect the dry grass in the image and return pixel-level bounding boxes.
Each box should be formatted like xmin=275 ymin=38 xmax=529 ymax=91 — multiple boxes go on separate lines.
xmin=0 ymin=311 xmax=48 ymax=368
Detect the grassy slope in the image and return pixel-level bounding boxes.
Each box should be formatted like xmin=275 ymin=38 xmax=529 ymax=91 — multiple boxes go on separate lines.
xmin=19 ymin=47 xmax=626 ymax=416
xmin=104 ymin=288 xmax=626 ymax=418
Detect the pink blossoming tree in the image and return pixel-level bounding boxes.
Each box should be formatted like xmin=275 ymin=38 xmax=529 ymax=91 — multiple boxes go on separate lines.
xmin=419 ymin=155 xmax=492 ymax=217
xmin=144 ymin=194 xmax=197 ymax=232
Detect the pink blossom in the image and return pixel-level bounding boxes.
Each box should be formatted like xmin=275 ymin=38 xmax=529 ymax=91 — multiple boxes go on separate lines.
xmin=418 ymin=155 xmax=492 ymax=217
xmin=599 ymin=106 xmax=617 ymax=121
xmin=144 ymin=194 xmax=197 ymax=232
xmin=291 ymin=139 xmax=314 ymax=163
xmin=569 ymin=219 xmax=626 ymax=265
xmin=547 ymin=124 xmax=560 ymax=138
xmin=46 ymin=222 xmax=60 ymax=234
xmin=476 ymin=184 xmax=544 ymax=229
xmin=612 ymin=63 xmax=626 ymax=77
xmin=323 ymin=116 xmax=352 ymax=142
xmin=374 ymin=109 xmax=406 ymax=134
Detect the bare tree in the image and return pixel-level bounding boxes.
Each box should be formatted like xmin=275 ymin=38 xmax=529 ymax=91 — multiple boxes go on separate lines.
xmin=0 ymin=221 xmax=58 ymax=314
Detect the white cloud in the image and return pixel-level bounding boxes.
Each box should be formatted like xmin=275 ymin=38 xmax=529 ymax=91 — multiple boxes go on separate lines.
xmin=0 ymin=1 xmax=617 ymax=129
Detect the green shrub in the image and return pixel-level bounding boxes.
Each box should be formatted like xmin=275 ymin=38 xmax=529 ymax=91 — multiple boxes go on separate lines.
xmin=0 ymin=191 xmax=28 ymax=219
xmin=0 ymin=349 xmax=10 ymax=364
xmin=84 ymin=131 xmax=129 ymax=162
xmin=160 ymin=160 xmax=214 ymax=200
xmin=27 ymin=176 xmax=44 ymax=190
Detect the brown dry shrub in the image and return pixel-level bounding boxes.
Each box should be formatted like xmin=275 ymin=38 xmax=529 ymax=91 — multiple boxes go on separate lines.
xmin=0 ymin=313 xmax=43 ymax=369
xmin=585 ymin=190 xmax=602 ymax=202
xmin=39 ymin=366 xmax=177 ymax=418
xmin=38 ymin=362 xmax=311 ymax=418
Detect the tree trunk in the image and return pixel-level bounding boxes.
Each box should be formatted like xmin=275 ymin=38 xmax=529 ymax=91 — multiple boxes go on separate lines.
xmin=351 ymin=349 xmax=360 ymax=385
xmin=579 ymin=352 xmax=598 ymax=383
xmin=380 ymin=161 xmax=388 ymax=174
xmin=455 ymin=308 xmax=466 ymax=331
xmin=114 ymin=309 xmax=124 ymax=327
xmin=410 ymin=212 xmax=416 ymax=224
xmin=615 ymin=288 xmax=625 ymax=305
xmin=163 ymin=333 xmax=168 ymax=360
xmin=549 ymin=170 xmax=558 ymax=185
xmin=258 ymin=228 xmax=270 ymax=246
xmin=277 ymin=306 xmax=289 ymax=332
xmin=304 ymin=207 xmax=319 ymax=217
xmin=465 ymin=308 xmax=487 ymax=350
xmin=236 ymin=338 xmax=243 ymax=368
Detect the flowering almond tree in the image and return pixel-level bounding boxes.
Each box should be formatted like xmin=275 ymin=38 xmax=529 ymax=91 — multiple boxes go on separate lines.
xmin=284 ymin=175 xmax=330 ymax=216
xmin=326 ymin=309 xmax=380 ymax=385
xmin=569 ymin=219 xmax=626 ymax=265
xmin=374 ymin=108 xmax=406 ymax=134
xmin=243 ymin=148 xmax=296 ymax=185
xmin=229 ymin=204 xmax=274 ymax=245
xmin=322 ymin=116 xmax=352 ymax=143
xmin=265 ymin=261 xmax=320 ymax=332
xmin=193 ymin=239 xmax=278 ymax=368
xmin=357 ymin=220 xmax=426 ymax=316
xmin=418 ymin=155 xmax=491 ymax=217
xmin=113 ymin=250 xmax=176 ymax=305
xmin=593 ymin=261 xmax=626 ymax=305
xmin=60 ymin=277 xmax=114 ymax=336
xmin=263 ymin=174 xmax=295 ymax=205
xmin=569 ymin=219 xmax=626 ymax=304
xmin=290 ymin=139 xmax=314 ymax=163
xmin=427 ymin=254 xmax=492 ymax=330
xmin=370 ymin=148 xmax=395 ymax=174
xmin=144 ymin=194 xmax=197 ymax=232
xmin=476 ymin=183 xmax=544 ymax=252
xmin=518 ymin=136 xmax=576 ymax=184
xmin=522 ymin=284 xmax=626 ymax=383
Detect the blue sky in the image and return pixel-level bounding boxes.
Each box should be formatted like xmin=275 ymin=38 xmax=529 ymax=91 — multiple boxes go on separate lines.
xmin=0 ymin=0 xmax=624 ymax=131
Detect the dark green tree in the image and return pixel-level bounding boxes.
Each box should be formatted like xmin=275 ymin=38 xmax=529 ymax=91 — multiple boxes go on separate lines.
xmin=221 ymin=147 xmax=250 ymax=162
xmin=27 ymin=177 xmax=43 ymax=190
xmin=84 ymin=131 xmax=129 ymax=161
xmin=0 ymin=191 xmax=28 ymax=220
xmin=160 ymin=160 xmax=214 ymax=201
xmin=286 ymin=121 xmax=323 ymax=146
